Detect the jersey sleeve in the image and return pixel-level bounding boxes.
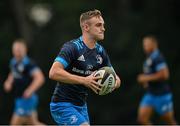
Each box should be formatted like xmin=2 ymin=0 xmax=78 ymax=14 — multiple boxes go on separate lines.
xmin=28 ymin=60 xmax=40 ymax=76
xmin=154 ymin=55 xmax=168 ymax=71
xmin=54 ymin=42 xmax=76 ymax=68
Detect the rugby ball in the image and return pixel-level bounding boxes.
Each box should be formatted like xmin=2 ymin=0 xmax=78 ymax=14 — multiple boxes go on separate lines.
xmin=94 ymin=66 xmax=116 ymax=95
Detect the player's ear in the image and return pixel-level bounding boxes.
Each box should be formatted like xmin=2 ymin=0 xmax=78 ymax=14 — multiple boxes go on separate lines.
xmin=83 ymin=23 xmax=90 ymax=31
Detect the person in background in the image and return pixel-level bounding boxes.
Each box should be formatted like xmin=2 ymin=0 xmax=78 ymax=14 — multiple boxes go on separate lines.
xmin=137 ymin=35 xmax=177 ymax=125
xmin=4 ymin=39 xmax=45 ymax=125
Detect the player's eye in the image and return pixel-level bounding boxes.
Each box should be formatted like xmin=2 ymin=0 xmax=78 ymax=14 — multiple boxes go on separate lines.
xmin=96 ymin=23 xmax=102 ymax=27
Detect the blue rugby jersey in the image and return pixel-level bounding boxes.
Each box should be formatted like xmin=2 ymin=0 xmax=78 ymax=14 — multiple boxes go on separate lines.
xmin=52 ymin=36 xmax=112 ymax=106
xmin=143 ymin=49 xmax=171 ymax=95
xmin=10 ymin=56 xmax=39 ymax=97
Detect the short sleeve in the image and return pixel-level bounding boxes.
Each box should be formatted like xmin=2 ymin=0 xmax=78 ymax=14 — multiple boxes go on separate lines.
xmin=154 ymin=55 xmax=168 ymax=71
xmin=28 ymin=60 xmax=40 ymax=76
xmin=54 ymin=42 xmax=76 ymax=68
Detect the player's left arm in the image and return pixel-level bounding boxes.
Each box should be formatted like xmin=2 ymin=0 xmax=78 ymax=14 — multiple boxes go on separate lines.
xmin=102 ymin=47 xmax=121 ymax=89
xmin=23 ymin=68 xmax=45 ymax=98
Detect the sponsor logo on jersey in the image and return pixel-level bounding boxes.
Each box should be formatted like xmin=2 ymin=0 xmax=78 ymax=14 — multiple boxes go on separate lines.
xmin=72 ymin=67 xmax=93 ymax=75
xmin=77 ymin=55 xmax=85 ymax=62
xmin=146 ymin=58 xmax=152 ymax=66
xmin=87 ymin=65 xmax=93 ymax=70
xmin=18 ymin=63 xmax=24 ymax=72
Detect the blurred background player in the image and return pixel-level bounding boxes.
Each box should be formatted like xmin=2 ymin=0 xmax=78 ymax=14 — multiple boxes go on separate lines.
xmin=4 ymin=39 xmax=45 ymax=125
xmin=137 ymin=35 xmax=177 ymax=125
xmin=49 ymin=9 xmax=121 ymax=125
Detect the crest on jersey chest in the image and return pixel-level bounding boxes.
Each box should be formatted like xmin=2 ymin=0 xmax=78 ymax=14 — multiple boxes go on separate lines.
xmin=96 ymin=54 xmax=103 ymax=64
xmin=12 ymin=63 xmax=24 ymax=79
xmin=17 ymin=63 xmax=24 ymax=73
xmin=146 ymin=58 xmax=152 ymax=66
xmin=143 ymin=58 xmax=152 ymax=73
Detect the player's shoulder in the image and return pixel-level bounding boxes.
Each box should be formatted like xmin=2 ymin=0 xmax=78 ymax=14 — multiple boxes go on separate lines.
xmin=151 ymin=50 xmax=165 ymax=63
xmin=63 ymin=37 xmax=83 ymax=51
xmin=9 ymin=57 xmax=32 ymax=65
xmin=10 ymin=57 xmax=16 ymax=65
xmin=150 ymin=50 xmax=162 ymax=59
xmin=95 ymin=42 xmax=105 ymax=53
xmin=23 ymin=56 xmax=37 ymax=66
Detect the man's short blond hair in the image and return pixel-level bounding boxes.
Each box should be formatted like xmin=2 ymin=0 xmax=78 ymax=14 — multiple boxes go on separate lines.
xmin=143 ymin=35 xmax=158 ymax=44
xmin=13 ymin=38 xmax=27 ymax=49
xmin=14 ymin=38 xmax=26 ymax=44
xmin=80 ymin=9 xmax=102 ymax=28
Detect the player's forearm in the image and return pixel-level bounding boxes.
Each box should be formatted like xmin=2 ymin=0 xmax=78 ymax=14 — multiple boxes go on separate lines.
xmin=49 ymin=68 xmax=85 ymax=85
xmin=4 ymin=72 xmax=14 ymax=92
xmin=60 ymin=73 xmax=86 ymax=85
xmin=146 ymin=72 xmax=168 ymax=82
xmin=28 ymin=74 xmax=45 ymax=93
xmin=49 ymin=62 xmax=86 ymax=85
xmin=145 ymin=68 xmax=169 ymax=82
xmin=5 ymin=73 xmax=14 ymax=84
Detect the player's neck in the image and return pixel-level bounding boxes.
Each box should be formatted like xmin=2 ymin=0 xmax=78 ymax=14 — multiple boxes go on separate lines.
xmin=82 ymin=35 xmax=96 ymax=49
xmin=14 ymin=55 xmax=26 ymax=62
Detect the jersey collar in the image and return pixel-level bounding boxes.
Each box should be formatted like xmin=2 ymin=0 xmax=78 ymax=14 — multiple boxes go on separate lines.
xmin=79 ymin=36 xmax=98 ymax=49
xmin=13 ymin=56 xmax=29 ymax=65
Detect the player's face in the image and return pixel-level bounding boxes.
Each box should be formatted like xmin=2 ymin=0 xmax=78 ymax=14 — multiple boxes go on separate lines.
xmin=87 ymin=16 xmax=105 ymax=41
xmin=12 ymin=42 xmax=27 ymax=61
xmin=143 ymin=38 xmax=156 ymax=54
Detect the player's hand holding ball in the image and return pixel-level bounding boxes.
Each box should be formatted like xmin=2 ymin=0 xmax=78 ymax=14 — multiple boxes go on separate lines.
xmin=94 ymin=66 xmax=117 ymax=95
xmin=83 ymin=72 xmax=103 ymax=94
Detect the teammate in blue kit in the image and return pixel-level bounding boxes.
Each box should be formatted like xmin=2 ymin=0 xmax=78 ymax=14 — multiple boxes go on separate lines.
xmin=4 ymin=39 xmax=45 ymax=125
xmin=49 ymin=9 xmax=121 ymax=125
xmin=137 ymin=35 xmax=177 ymax=125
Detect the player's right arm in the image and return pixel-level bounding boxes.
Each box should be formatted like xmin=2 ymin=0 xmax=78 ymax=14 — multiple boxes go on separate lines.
xmin=49 ymin=42 xmax=102 ymax=94
xmin=49 ymin=61 xmax=102 ymax=94
xmin=137 ymin=55 xmax=169 ymax=84
xmin=4 ymin=72 xmax=14 ymax=92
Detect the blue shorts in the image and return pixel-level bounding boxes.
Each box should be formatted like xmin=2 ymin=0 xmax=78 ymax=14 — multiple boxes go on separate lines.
xmin=50 ymin=102 xmax=89 ymax=125
xmin=14 ymin=94 xmax=38 ymax=116
xmin=140 ymin=93 xmax=173 ymax=115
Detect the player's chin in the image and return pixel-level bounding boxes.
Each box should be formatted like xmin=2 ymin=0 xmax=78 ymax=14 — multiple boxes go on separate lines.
xmin=96 ymin=35 xmax=104 ymax=41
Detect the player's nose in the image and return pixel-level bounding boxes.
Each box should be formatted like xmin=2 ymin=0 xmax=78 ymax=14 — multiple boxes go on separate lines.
xmin=102 ymin=26 xmax=105 ymax=31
